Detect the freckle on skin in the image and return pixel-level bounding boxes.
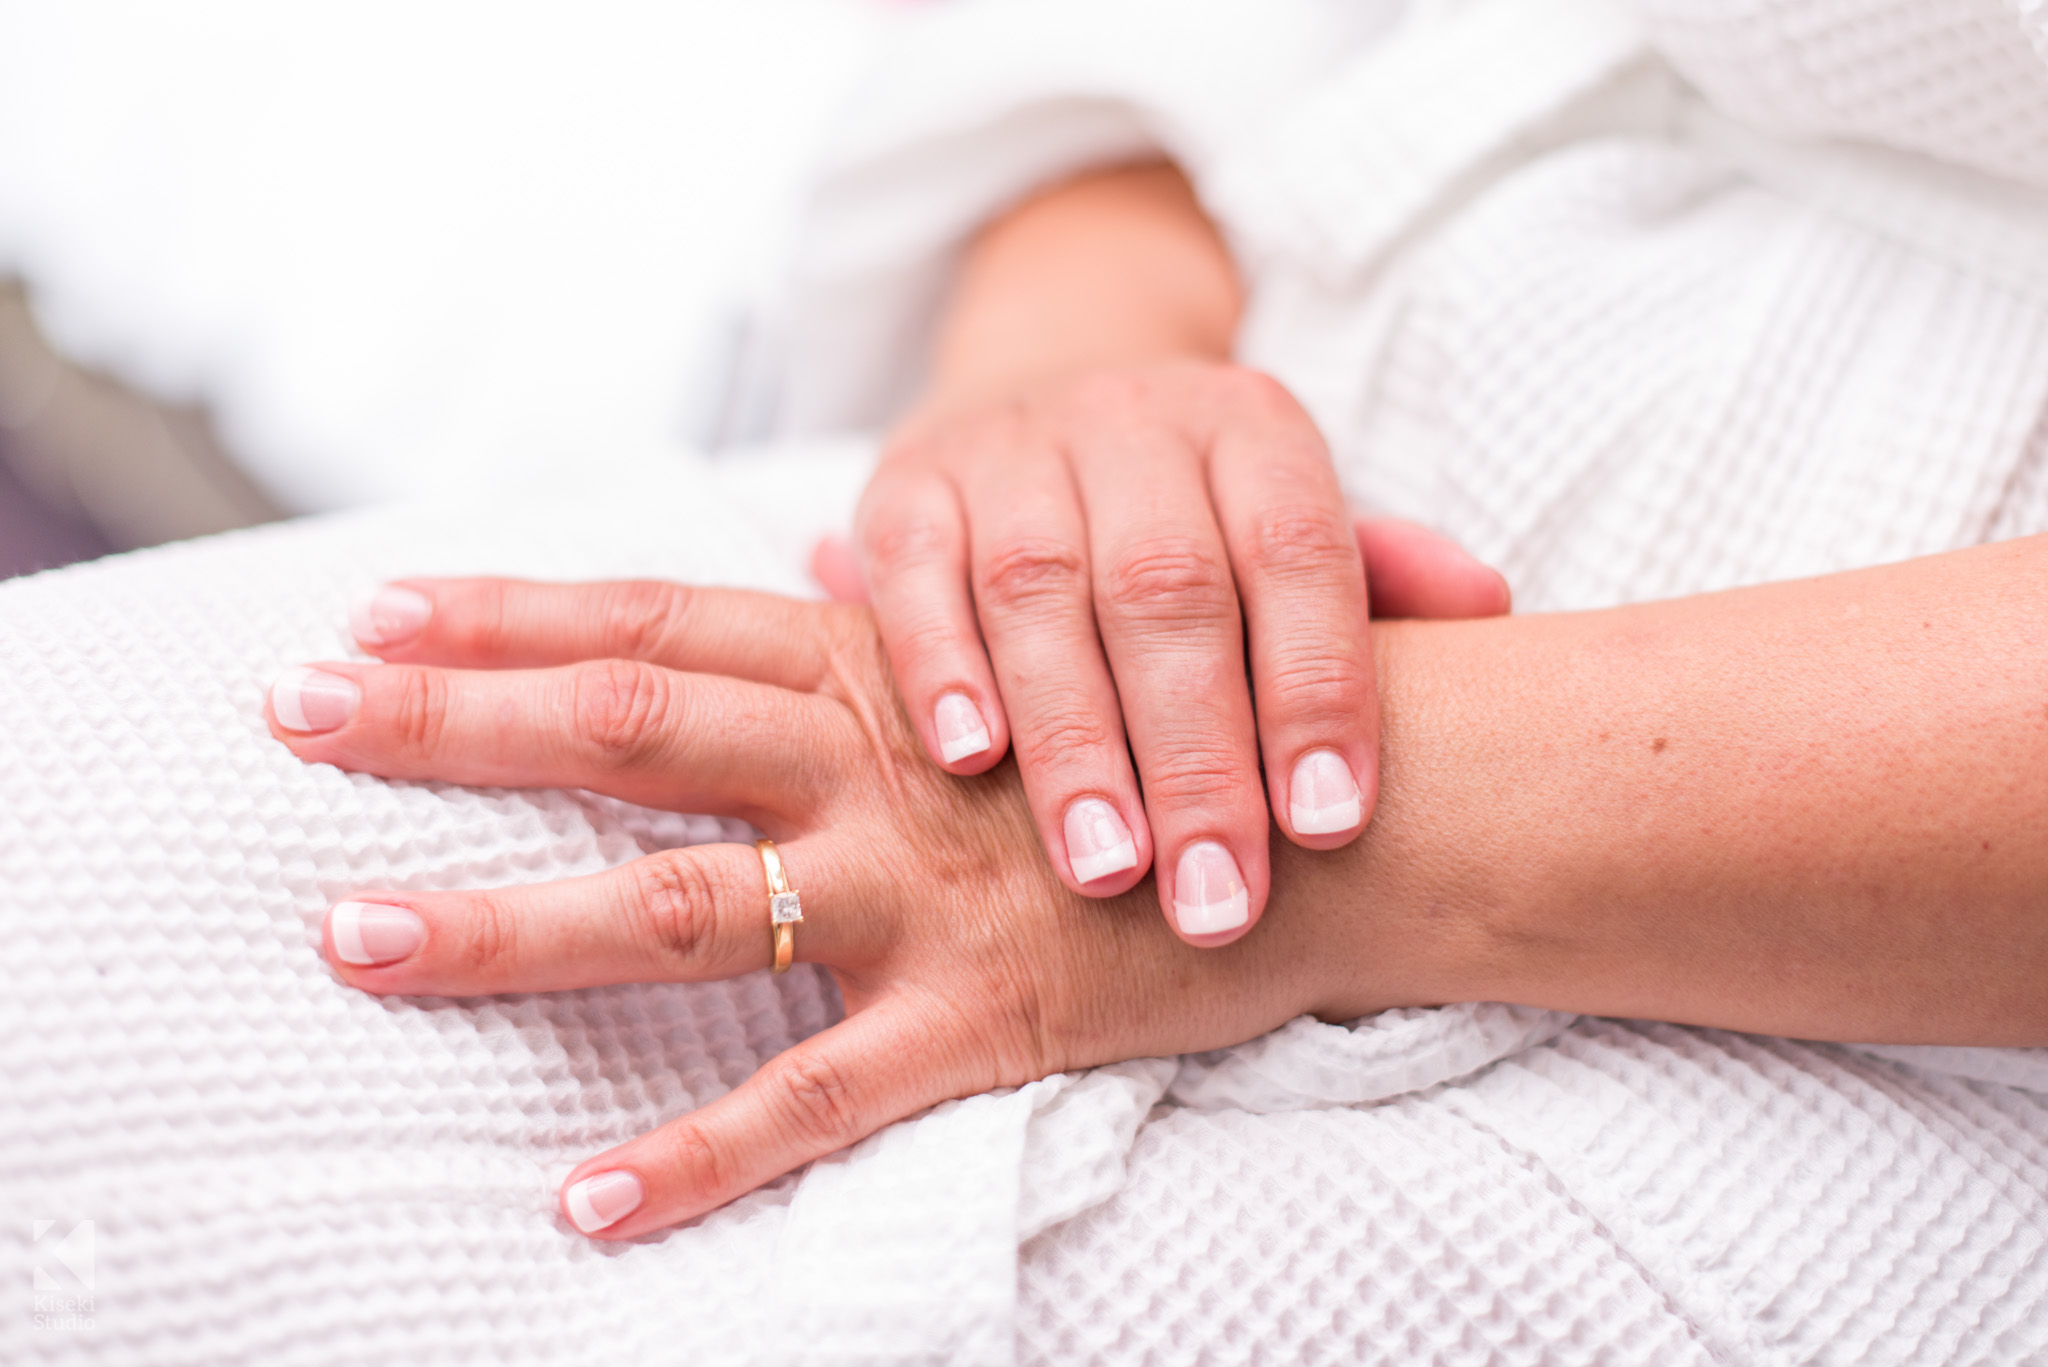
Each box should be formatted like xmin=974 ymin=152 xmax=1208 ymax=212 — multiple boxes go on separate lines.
xmin=1652 ymin=737 xmax=1669 ymax=753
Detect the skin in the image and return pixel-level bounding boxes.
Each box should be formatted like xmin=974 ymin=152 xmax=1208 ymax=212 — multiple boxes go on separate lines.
xmin=267 ymin=158 xmax=2044 ymax=1240
xmin=274 ymin=547 xmax=2048 ymax=1240
xmin=851 ymin=162 xmax=1508 ymax=943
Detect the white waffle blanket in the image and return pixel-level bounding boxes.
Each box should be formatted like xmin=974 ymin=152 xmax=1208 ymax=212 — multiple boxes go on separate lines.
xmin=10 ymin=0 xmax=2048 ymax=1363
xmin=4 ymin=449 xmax=2046 ymax=1367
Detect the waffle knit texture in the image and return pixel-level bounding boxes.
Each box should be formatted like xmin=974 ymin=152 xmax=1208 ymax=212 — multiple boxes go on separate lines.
xmin=9 ymin=0 xmax=2048 ymax=1363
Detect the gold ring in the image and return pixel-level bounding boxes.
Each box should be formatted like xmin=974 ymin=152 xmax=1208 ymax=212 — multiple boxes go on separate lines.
xmin=757 ymin=838 xmax=802 ymax=974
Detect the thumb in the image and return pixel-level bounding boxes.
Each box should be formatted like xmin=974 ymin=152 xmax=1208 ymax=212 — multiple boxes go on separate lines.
xmin=811 ymin=534 xmax=871 ymax=605
xmin=1354 ymin=515 xmax=1510 ymax=619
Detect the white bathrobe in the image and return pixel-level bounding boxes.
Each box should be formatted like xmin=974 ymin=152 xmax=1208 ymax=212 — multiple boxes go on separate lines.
xmin=4 ymin=2 xmax=2045 ymax=1364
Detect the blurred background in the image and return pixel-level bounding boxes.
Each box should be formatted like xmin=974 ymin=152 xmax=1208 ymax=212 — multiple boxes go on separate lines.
xmin=0 ymin=0 xmax=918 ymax=578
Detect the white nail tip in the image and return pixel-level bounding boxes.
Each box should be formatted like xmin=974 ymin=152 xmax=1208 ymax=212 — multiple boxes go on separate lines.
xmin=1175 ymin=888 xmax=1250 ymax=936
xmin=1292 ymin=795 xmax=1363 ymax=835
xmin=270 ymin=665 xmax=316 ymax=732
xmin=565 ymin=1182 xmax=609 ymax=1235
xmin=347 ymin=590 xmax=381 ymax=644
xmin=349 ymin=584 xmax=432 ymax=648
xmin=1289 ymin=750 xmax=1362 ymax=835
xmin=1070 ymin=839 xmax=1139 ymax=885
xmin=330 ymin=901 xmax=374 ymax=965
xmin=933 ymin=692 xmax=990 ymax=764
xmin=938 ymin=726 xmax=991 ymax=763
xmin=564 ymin=1172 xmax=643 ymax=1235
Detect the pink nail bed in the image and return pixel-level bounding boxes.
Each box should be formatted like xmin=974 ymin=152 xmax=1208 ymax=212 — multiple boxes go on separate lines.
xmin=1173 ymin=841 xmax=1249 ymax=936
xmin=349 ymin=585 xmax=433 ymax=648
xmin=270 ymin=666 xmax=361 ymax=734
xmin=565 ymin=1170 xmax=644 ymax=1234
xmin=1065 ymin=798 xmax=1138 ymax=884
xmin=1290 ymin=749 xmax=1363 ymax=835
xmin=934 ymin=692 xmax=990 ymax=764
xmin=328 ymin=902 xmax=425 ymax=966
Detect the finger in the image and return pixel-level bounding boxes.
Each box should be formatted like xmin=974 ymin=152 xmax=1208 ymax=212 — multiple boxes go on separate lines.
xmin=1068 ymin=382 xmax=1268 ymax=944
xmin=1354 ymin=516 xmax=1512 ymax=618
xmin=348 ymin=578 xmax=837 ymax=692
xmin=957 ymin=437 xmax=1150 ymax=897
xmin=556 ymin=1005 xmax=973 ymax=1238
xmin=810 ymin=534 xmax=870 ymax=605
xmin=1206 ymin=372 xmax=1377 ymax=851
xmin=856 ymin=464 xmax=1009 ymax=775
xmin=316 ymin=837 xmax=856 ymax=994
xmin=267 ymin=658 xmax=831 ymax=823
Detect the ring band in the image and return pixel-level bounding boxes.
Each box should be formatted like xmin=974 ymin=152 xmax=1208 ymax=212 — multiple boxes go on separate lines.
xmin=756 ymin=838 xmax=803 ymax=974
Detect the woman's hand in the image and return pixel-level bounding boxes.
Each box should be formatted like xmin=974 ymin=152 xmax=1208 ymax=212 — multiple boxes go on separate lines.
xmin=849 ymin=161 xmax=1506 ymax=945
xmin=854 ymin=360 xmax=1508 ymax=946
xmin=274 ymin=578 xmax=1388 ymax=1240
xmin=274 ymin=539 xmax=2048 ymax=1237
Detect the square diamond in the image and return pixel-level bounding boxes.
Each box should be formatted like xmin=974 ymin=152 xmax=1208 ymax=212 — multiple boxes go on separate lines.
xmin=770 ymin=891 xmax=804 ymax=924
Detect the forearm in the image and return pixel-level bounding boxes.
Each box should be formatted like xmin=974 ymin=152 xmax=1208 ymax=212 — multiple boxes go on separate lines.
xmin=1298 ymin=536 xmax=2048 ymax=1044
xmin=916 ymin=161 xmax=1242 ymax=417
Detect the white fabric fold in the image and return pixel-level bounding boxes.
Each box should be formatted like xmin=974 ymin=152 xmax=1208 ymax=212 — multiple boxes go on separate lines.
xmin=778 ymin=0 xmax=1400 ymax=434
xmin=1209 ymin=0 xmax=1655 ymax=285
xmin=1167 ymin=1004 xmax=1577 ymax=1113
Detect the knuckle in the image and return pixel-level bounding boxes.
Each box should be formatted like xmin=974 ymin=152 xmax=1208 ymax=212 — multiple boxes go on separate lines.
xmin=770 ymin=1048 xmax=863 ymax=1147
xmin=889 ymin=610 xmax=969 ymax=667
xmin=1262 ymin=651 xmax=1371 ymax=726
xmin=880 ymin=611 xmax=980 ymax=699
xmin=667 ymin=1122 xmax=738 ymax=1200
xmin=1240 ymin=505 xmax=1357 ymax=587
xmin=442 ymin=579 xmax=513 ymax=657
xmin=1101 ymin=537 xmax=1236 ymax=624
xmin=865 ymin=513 xmax=958 ymax=581
xmin=1066 ymin=370 xmax=1152 ymax=419
xmin=629 ymin=853 xmax=722 ymax=971
xmin=1011 ymin=696 xmax=1118 ymax=772
xmin=1141 ymin=743 xmax=1250 ymax=809
xmin=1214 ymin=365 xmax=1297 ymax=416
xmin=595 ymin=580 xmax=686 ymax=658
xmin=975 ymin=537 xmax=1088 ymax=616
xmin=459 ymin=891 xmax=519 ymax=976
xmin=388 ymin=668 xmax=450 ymax=757
xmin=570 ymin=659 xmax=674 ymax=766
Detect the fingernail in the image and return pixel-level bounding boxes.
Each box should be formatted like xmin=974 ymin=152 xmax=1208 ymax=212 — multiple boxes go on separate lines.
xmin=349 ymin=584 xmax=433 ymax=648
xmin=564 ymin=1170 xmax=645 ymax=1235
xmin=328 ymin=901 xmax=426 ymax=966
xmin=1064 ymin=798 xmax=1138 ymax=884
xmin=1173 ymin=841 xmax=1249 ymax=935
xmin=270 ymin=665 xmax=361 ymax=733
xmin=1290 ymin=749 xmax=1363 ymax=835
xmin=934 ymin=692 xmax=990 ymax=763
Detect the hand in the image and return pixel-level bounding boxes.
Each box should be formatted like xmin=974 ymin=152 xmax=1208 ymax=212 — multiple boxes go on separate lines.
xmin=273 ymin=579 xmax=1382 ymax=1239
xmin=848 ymin=359 xmax=1507 ymax=945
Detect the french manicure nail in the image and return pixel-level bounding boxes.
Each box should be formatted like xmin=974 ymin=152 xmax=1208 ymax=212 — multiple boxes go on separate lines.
xmin=1290 ymin=749 xmax=1363 ymax=835
xmin=328 ymin=901 xmax=426 ymax=966
xmin=564 ymin=1170 xmax=645 ymax=1235
xmin=1173 ymin=841 xmax=1249 ymax=935
xmin=349 ymin=585 xmax=433 ymax=648
xmin=934 ymin=692 xmax=990 ymax=764
xmin=1065 ymin=798 xmax=1138 ymax=884
xmin=270 ymin=665 xmax=361 ymax=734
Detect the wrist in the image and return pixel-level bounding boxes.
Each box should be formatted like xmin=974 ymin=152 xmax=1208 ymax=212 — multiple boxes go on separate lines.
xmin=912 ymin=160 xmax=1242 ymax=433
xmin=1270 ymin=619 xmax=1522 ymax=1022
